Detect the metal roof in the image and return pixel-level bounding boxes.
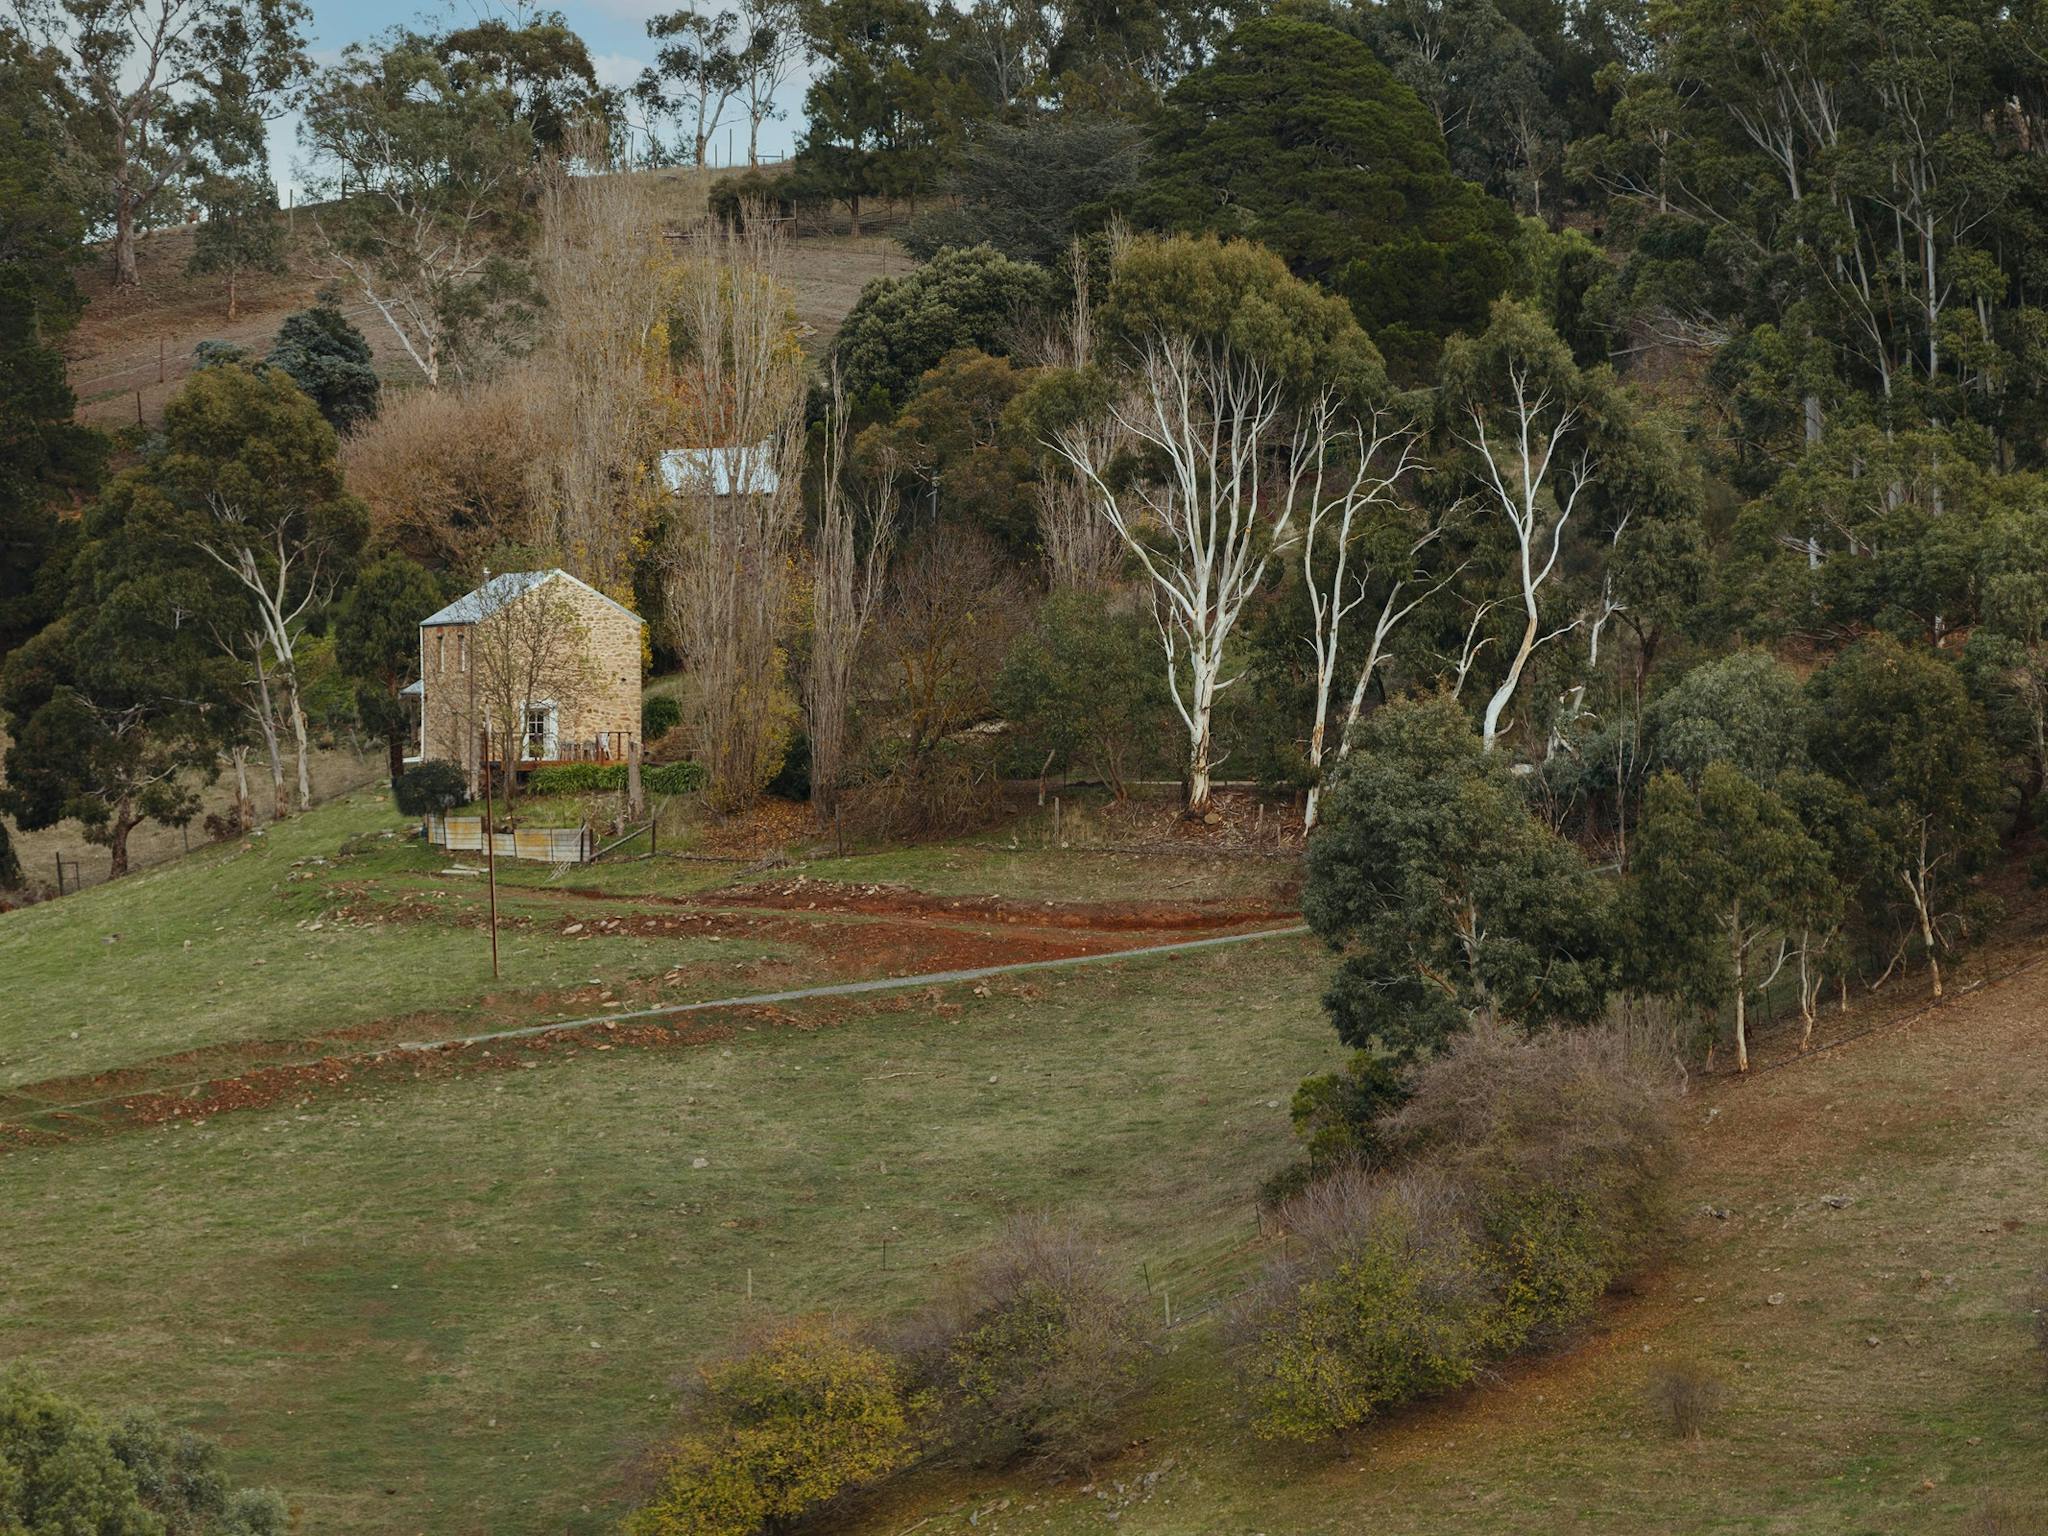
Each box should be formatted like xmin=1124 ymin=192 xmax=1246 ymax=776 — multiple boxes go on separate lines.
xmin=420 ymin=569 xmax=644 ymax=628
xmin=660 ymin=444 xmax=781 ymax=497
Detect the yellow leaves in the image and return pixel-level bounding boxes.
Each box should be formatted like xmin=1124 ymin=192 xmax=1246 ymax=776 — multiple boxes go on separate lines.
xmin=629 ymin=1319 xmax=914 ymax=1536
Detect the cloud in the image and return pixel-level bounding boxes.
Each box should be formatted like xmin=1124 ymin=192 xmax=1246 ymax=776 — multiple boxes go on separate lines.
xmin=589 ymin=50 xmax=650 ymax=90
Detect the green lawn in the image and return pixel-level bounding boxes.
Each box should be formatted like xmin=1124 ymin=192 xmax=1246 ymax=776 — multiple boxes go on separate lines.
xmin=7 ymin=792 xmax=2044 ymax=1536
xmin=0 ymin=935 xmax=1339 ymax=1534
xmin=3 ymin=793 xmax=1286 ymax=1099
xmin=0 ymin=796 xmax=773 ymax=1093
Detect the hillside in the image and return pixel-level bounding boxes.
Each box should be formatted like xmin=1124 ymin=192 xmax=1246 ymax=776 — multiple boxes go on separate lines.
xmin=1 ymin=792 xmax=2044 ymax=1533
xmin=61 ymin=174 xmax=913 ymax=433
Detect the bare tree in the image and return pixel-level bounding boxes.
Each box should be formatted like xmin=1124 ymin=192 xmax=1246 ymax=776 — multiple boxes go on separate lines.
xmin=341 ymin=375 xmax=548 ymax=571
xmin=470 ymin=584 xmax=596 ymax=804
xmin=1050 ymin=341 xmax=1316 ymax=817
xmin=1293 ymin=401 xmax=1459 ymax=829
xmin=659 ymin=210 xmax=807 ymax=811
xmin=1463 ymin=364 xmax=1593 ymax=751
xmin=189 ymin=492 xmax=352 ymax=814
xmin=806 ymin=369 xmax=895 ymax=815
xmin=1032 ymin=247 xmax=1125 ymax=591
xmin=526 ymin=136 xmax=674 ymax=591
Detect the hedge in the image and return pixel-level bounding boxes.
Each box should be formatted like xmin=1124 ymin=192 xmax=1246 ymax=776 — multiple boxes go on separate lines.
xmin=523 ymin=761 xmax=707 ymax=796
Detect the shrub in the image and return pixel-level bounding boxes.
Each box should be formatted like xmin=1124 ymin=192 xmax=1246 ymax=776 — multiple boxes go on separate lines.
xmin=523 ymin=761 xmax=707 ymax=796
xmin=627 ymin=1319 xmax=913 ymax=1536
xmin=392 ymin=758 xmax=468 ymax=816
xmin=646 ymin=762 xmax=708 ymax=795
xmin=1278 ymin=1049 xmax=1409 ymax=1190
xmin=831 ymin=245 xmax=1055 ymax=404
xmin=1645 ymin=1359 xmax=1728 ymax=1438
xmin=0 ymin=1371 xmax=286 ymax=1535
xmin=766 ymin=729 xmax=810 ymax=803
xmin=1237 ymin=1027 xmax=1680 ymax=1442
xmin=894 ymin=1219 xmax=1152 ymax=1474
xmin=642 ymin=693 xmax=682 ymax=740
xmin=706 ymin=167 xmax=824 ymax=228
xmin=1388 ymin=1024 xmax=1681 ymax=1267
xmin=1236 ymin=1169 xmax=1506 ymax=1441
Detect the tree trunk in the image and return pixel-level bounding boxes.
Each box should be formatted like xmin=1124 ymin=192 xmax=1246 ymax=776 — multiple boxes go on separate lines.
xmin=227 ymin=268 xmax=238 ymax=321
xmin=1185 ymin=704 xmax=1215 ymax=816
xmin=1303 ymin=741 xmax=1326 ymax=831
xmin=1481 ymin=599 xmax=1539 ymax=751
xmin=1797 ymin=930 xmax=1816 ymax=1052
xmin=232 ymin=744 xmax=255 ymax=833
xmin=387 ymin=728 xmax=406 ymax=783
xmin=848 ymin=194 xmax=862 ymax=239
xmin=113 ymin=189 xmax=140 ymax=286
xmin=253 ymin=670 xmax=288 ymax=820
xmin=109 ymin=803 xmax=137 ymax=878
xmin=1731 ymin=920 xmax=1750 ymax=1073
xmin=285 ymin=674 xmax=313 ymax=812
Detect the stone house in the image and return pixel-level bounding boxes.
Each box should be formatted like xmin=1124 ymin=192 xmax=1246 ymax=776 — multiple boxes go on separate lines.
xmin=405 ymin=569 xmax=645 ymax=789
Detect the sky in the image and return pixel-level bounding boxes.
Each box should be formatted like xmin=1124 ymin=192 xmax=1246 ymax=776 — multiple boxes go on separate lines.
xmin=268 ymin=0 xmax=812 ymax=200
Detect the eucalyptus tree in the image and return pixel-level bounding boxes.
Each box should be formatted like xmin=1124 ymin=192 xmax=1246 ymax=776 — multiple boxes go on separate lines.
xmin=300 ymin=30 xmax=538 ymax=388
xmin=1037 ymin=234 xmax=1385 ymax=815
xmin=1807 ymin=635 xmax=2004 ymax=998
xmin=10 ymin=0 xmax=309 ymax=287
xmin=1305 ymin=694 xmax=1614 ymax=1064
xmin=1632 ymin=762 xmax=1834 ymax=1071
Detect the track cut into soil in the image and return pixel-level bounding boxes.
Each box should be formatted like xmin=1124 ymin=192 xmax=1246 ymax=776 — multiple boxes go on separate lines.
xmin=559 ymin=876 xmax=1293 ymax=931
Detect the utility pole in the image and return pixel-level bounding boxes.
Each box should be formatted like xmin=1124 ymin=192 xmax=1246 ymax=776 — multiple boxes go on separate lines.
xmin=481 ymin=725 xmax=501 ymax=980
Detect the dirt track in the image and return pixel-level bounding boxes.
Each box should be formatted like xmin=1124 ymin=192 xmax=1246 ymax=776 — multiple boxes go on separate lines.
xmin=0 ymin=909 xmax=1306 ymax=1143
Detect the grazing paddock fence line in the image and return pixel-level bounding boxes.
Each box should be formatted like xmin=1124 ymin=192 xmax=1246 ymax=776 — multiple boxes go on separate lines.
xmin=422 ymin=815 xmax=593 ymax=864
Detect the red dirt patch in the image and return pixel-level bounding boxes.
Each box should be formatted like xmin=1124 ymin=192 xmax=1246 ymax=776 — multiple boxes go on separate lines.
xmin=621 ymin=876 xmax=1292 ymax=933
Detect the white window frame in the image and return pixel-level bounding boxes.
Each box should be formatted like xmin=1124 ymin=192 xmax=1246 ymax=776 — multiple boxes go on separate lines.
xmin=521 ymin=700 xmax=558 ymax=762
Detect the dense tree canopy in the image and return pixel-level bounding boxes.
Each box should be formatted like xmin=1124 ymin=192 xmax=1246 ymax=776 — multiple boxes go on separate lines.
xmin=1130 ymin=16 xmax=1518 ymax=377
xmin=1305 ymin=696 xmax=1614 ymax=1064
xmin=832 ymin=244 xmax=1055 ymax=406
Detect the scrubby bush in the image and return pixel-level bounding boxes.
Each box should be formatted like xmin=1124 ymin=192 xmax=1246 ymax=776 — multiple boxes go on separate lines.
xmin=627 ymin=1319 xmax=913 ymax=1536
xmin=0 ymin=1371 xmax=286 ymax=1534
xmin=523 ymin=761 xmax=707 ymax=796
xmin=765 ymin=729 xmax=810 ymax=803
xmin=391 ymin=757 xmax=468 ymax=816
xmin=1645 ymin=1359 xmax=1728 ymax=1438
xmin=706 ymin=167 xmax=827 ymax=228
xmin=1268 ymin=1050 xmax=1409 ymax=1201
xmin=1236 ymin=1169 xmax=1506 ymax=1440
xmin=1237 ymin=1027 xmax=1679 ymax=1442
xmin=642 ymin=693 xmax=682 ymax=741
xmin=832 ymin=245 xmax=1055 ymax=405
xmin=894 ymin=1219 xmax=1152 ymax=1473
xmin=1388 ymin=1024 xmax=1681 ymax=1273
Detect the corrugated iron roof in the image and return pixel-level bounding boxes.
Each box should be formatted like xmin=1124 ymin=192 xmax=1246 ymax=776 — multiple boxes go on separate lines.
xmin=660 ymin=444 xmax=781 ymax=497
xmin=420 ymin=569 xmax=644 ymax=628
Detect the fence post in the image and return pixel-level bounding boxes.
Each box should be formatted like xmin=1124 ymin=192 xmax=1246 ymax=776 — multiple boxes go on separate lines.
xmin=627 ymin=737 xmax=644 ymax=823
xmin=55 ymin=855 xmax=64 ymax=896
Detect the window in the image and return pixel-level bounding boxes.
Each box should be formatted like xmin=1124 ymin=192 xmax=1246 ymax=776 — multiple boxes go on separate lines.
xmin=458 ymin=630 xmax=468 ymax=672
xmin=523 ymin=704 xmax=554 ymax=760
xmin=434 ymin=630 xmax=444 ymax=669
